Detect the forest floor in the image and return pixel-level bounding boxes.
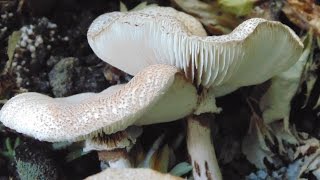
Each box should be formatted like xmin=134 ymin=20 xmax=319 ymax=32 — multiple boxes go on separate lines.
xmin=0 ymin=0 xmax=320 ymax=179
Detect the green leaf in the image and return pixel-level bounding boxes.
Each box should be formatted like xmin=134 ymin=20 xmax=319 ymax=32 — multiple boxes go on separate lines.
xmin=169 ymin=162 xmax=193 ymax=177
xmin=6 ymin=31 xmax=21 ymax=73
xmin=120 ymin=1 xmax=128 ymax=12
xmin=172 ymin=0 xmax=240 ymax=35
xmin=218 ymin=0 xmax=255 ymax=16
xmin=315 ymin=96 xmax=320 ymax=110
xmin=14 ymin=137 xmax=21 ymax=149
xmin=5 ymin=137 xmax=13 ymax=152
xmin=131 ymin=2 xmax=148 ymax=11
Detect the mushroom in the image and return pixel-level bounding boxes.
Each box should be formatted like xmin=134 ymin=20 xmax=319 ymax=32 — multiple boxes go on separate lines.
xmin=84 ymin=168 xmax=183 ymax=180
xmin=0 ymin=64 xmax=202 ymax=168
xmin=87 ymin=6 xmax=303 ymax=180
xmin=0 ymin=64 xmax=198 ymax=141
xmin=87 ymin=6 xmax=303 ymax=94
xmin=83 ymin=126 xmax=143 ymax=168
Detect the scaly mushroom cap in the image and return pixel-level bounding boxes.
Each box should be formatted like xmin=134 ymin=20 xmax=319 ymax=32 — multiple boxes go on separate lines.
xmin=0 ymin=64 xmax=198 ymax=142
xmin=85 ymin=168 xmax=183 ymax=180
xmin=88 ymin=6 xmax=303 ymax=93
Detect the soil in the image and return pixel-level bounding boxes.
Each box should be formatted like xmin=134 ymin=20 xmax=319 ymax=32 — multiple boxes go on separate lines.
xmin=0 ymin=0 xmax=319 ymax=180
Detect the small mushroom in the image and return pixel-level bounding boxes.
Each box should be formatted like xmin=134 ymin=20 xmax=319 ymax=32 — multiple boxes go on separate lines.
xmin=87 ymin=6 xmax=304 ymax=180
xmin=84 ymin=168 xmax=183 ymax=180
xmin=84 ymin=126 xmax=143 ymax=168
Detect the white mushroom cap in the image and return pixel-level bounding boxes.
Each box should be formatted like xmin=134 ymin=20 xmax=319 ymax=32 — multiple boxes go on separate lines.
xmin=88 ymin=7 xmax=303 ymax=93
xmin=85 ymin=168 xmax=183 ymax=180
xmin=0 ymin=64 xmax=197 ymax=142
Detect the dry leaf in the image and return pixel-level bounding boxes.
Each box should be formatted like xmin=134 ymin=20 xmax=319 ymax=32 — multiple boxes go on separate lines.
xmin=150 ymin=144 xmax=170 ymax=173
xmin=270 ymin=122 xmax=299 ymax=155
xmin=282 ymin=0 xmax=320 ymax=35
xmin=242 ymin=115 xmax=274 ymax=169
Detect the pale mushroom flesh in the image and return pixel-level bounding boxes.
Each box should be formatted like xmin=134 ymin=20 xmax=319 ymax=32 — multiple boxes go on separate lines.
xmin=88 ymin=6 xmax=303 ymax=94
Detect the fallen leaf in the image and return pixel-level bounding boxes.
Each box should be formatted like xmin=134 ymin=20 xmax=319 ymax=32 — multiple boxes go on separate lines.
xmin=270 ymin=122 xmax=299 ymax=155
xmin=171 ymin=0 xmax=241 ymax=35
xmin=150 ymin=144 xmax=170 ymax=173
xmin=4 ymin=30 xmax=21 ymax=74
xmin=282 ymin=0 xmax=320 ymax=35
xmin=242 ymin=115 xmax=274 ymax=169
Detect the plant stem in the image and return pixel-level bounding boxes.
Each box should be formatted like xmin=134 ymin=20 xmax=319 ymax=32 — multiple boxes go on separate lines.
xmin=187 ymin=115 xmax=222 ymax=180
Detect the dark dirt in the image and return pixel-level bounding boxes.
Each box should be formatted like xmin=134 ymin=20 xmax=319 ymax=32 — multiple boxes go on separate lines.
xmin=0 ymin=0 xmax=319 ymax=180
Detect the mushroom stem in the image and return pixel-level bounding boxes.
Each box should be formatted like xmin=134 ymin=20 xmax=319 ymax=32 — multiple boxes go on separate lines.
xmin=97 ymin=149 xmax=132 ymax=169
xmin=108 ymin=157 xmax=131 ymax=168
xmin=187 ymin=115 xmax=222 ymax=180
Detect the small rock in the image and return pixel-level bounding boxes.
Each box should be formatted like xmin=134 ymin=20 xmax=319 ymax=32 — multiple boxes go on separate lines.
xmin=49 ymin=57 xmax=78 ymax=97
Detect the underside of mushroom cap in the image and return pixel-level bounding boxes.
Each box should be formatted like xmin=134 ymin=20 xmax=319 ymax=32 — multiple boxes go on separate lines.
xmin=0 ymin=64 xmax=197 ymax=142
xmin=88 ymin=6 xmax=303 ymax=92
xmin=83 ymin=126 xmax=143 ymax=152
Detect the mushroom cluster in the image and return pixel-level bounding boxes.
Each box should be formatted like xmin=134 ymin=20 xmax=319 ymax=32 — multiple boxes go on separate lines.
xmin=0 ymin=6 xmax=303 ymax=180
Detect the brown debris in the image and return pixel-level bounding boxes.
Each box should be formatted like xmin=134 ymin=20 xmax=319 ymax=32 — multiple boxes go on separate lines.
xmin=0 ymin=74 xmax=15 ymax=99
xmin=282 ymin=0 xmax=320 ymax=35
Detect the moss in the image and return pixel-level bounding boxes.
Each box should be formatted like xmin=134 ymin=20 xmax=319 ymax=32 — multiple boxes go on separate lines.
xmin=16 ymin=161 xmax=57 ymax=180
xmin=14 ymin=140 xmax=60 ymax=180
